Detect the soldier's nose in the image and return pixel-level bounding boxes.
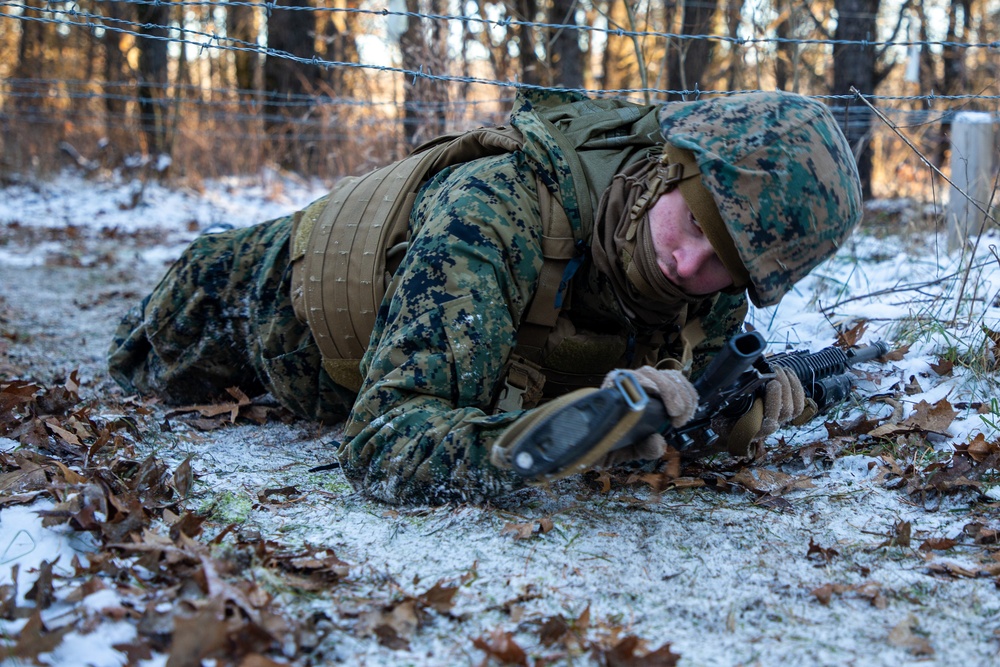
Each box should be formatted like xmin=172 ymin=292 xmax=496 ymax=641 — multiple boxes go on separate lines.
xmin=674 ymin=238 xmax=717 ymax=278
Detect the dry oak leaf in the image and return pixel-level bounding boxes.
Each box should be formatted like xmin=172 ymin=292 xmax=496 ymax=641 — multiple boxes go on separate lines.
xmin=595 ymin=635 xmax=681 ymax=667
xmin=877 ymin=520 xmax=912 ymax=549
xmin=732 ymin=468 xmax=813 ymax=496
xmin=918 ymin=537 xmax=958 ymax=552
xmin=887 ymin=615 xmax=934 ymax=657
xmin=929 ymin=358 xmax=954 ymax=376
xmin=472 ymin=627 xmax=528 ymax=666
xmin=7 ymin=609 xmax=76 ymax=663
xmin=964 ymin=433 xmax=1000 ymax=463
xmin=502 ymin=517 xmax=554 ymax=540
xmin=810 ymin=581 xmax=887 ymax=609
xmin=881 ymin=343 xmax=911 ymax=362
xmin=418 ymin=580 xmax=459 ymax=614
xmin=902 ymin=398 xmax=957 ymax=433
xmin=806 ymin=537 xmax=839 ymax=563
xmin=836 ymin=321 xmax=868 ymax=348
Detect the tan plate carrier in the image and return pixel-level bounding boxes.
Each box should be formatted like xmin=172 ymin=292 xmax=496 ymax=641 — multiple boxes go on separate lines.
xmin=291 ymin=125 xmax=579 ymax=402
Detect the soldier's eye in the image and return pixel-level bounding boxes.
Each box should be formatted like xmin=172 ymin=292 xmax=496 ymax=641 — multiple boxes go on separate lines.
xmin=690 ymin=212 xmax=702 ymax=232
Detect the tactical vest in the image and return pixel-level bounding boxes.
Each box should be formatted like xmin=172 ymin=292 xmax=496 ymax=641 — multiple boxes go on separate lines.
xmin=290 ymin=94 xmax=666 ymax=410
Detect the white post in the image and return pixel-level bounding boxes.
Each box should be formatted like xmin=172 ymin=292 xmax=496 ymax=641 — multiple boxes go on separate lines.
xmin=947 ymin=112 xmax=996 ymax=252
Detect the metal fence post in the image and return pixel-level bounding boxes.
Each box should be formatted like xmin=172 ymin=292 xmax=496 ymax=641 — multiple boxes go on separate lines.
xmin=947 ymin=112 xmax=996 ymax=252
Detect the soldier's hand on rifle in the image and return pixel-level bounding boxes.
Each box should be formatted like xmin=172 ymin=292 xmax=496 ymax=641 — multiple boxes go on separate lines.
xmin=596 ymin=366 xmax=697 ymax=467
xmin=715 ymin=364 xmax=816 ymax=457
xmin=756 ymin=365 xmax=810 ymax=440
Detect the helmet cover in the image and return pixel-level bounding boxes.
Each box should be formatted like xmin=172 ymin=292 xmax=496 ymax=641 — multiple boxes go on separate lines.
xmin=658 ymin=91 xmax=863 ymax=307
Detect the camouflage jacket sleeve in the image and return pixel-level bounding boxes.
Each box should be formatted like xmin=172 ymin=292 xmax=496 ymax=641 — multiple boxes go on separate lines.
xmin=336 ymin=153 xmax=548 ymax=505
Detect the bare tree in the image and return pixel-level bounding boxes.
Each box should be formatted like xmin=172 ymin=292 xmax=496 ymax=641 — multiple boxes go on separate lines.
xmin=264 ymin=0 xmax=321 ymax=125
xmin=664 ymin=0 xmax=719 ymax=99
xmin=134 ymin=0 xmax=171 ymax=155
xmin=831 ymin=0 xmax=907 ymax=195
xmin=399 ymin=0 xmax=450 ymax=147
xmin=227 ymin=2 xmax=259 ymax=92
xmin=548 ymin=0 xmax=585 ymax=88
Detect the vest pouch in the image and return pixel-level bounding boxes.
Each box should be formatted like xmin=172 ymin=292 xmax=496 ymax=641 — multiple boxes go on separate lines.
xmin=542 ymin=316 xmax=627 ymax=375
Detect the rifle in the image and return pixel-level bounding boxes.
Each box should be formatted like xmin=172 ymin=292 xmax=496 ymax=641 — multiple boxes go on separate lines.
xmin=507 ymin=331 xmax=889 ymax=480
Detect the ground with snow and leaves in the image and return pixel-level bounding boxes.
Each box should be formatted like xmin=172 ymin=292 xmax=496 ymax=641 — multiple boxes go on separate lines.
xmin=1 ymin=170 xmax=999 ymax=667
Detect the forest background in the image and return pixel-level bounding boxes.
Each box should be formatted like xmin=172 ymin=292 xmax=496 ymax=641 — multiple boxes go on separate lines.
xmin=1 ymin=0 xmax=998 ymax=200
xmin=3 ymin=2 xmax=1000 ymax=666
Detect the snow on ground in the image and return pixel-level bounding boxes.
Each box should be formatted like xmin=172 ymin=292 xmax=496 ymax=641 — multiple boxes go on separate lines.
xmin=1 ymin=170 xmax=999 ymax=666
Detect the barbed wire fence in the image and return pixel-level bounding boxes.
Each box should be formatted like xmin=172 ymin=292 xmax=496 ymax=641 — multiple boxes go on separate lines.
xmin=1 ymin=0 xmax=998 ymax=202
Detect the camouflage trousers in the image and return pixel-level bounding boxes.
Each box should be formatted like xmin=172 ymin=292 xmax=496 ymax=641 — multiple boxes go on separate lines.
xmin=107 ymin=216 xmax=356 ymax=422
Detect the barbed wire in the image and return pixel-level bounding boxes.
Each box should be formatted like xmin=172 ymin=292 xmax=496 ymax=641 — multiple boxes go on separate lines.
xmin=75 ymin=0 xmax=1000 ymax=50
xmin=2 ymin=83 xmax=992 ymax=154
xmin=0 ymin=78 xmax=516 ymax=111
xmin=2 ymin=1 xmax=998 ymax=101
xmin=3 ymin=77 xmax=999 ymax=118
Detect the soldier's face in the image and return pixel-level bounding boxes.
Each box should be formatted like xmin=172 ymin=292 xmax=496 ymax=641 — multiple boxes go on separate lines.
xmin=648 ymin=189 xmax=733 ymax=295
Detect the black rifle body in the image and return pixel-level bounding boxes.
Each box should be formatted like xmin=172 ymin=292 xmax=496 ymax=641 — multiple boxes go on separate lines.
xmin=508 ymin=331 xmax=889 ymax=479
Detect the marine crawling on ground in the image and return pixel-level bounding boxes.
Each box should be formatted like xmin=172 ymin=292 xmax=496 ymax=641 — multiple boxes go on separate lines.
xmin=109 ymin=89 xmax=863 ymax=505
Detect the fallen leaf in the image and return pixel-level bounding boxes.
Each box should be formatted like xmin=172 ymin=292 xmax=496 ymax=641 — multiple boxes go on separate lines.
xmin=903 ymin=399 xmax=956 ymax=434
xmin=903 ymin=376 xmax=923 ymax=395
xmin=806 ymin=537 xmax=839 ymax=563
xmin=172 ymin=456 xmax=194 ymax=498
xmin=418 ymin=581 xmax=458 ymax=614
xmin=7 ymin=609 xmax=75 ymax=662
xmin=836 ymin=321 xmax=868 ymax=348
xmin=810 ymin=581 xmax=886 ymax=609
xmin=882 ymin=344 xmax=911 ymax=362
xmin=887 ymin=615 xmax=934 ymax=656
xmin=964 ymin=434 xmax=1000 ymax=463
xmin=502 ymin=518 xmax=554 ymax=540
xmin=732 ymin=468 xmax=791 ymax=494
xmin=0 ymin=457 xmax=47 ymax=493
xmin=878 ymin=521 xmax=911 ymax=548
xmin=473 ymin=627 xmax=528 ymax=666
xmin=919 ymin=538 xmax=958 ymax=552
xmin=45 ymin=418 xmax=84 ymax=447
xmin=238 ymin=655 xmax=289 ymax=667
xmin=24 ymin=559 xmax=57 ymax=610
xmin=929 ymin=358 xmax=954 ymax=376
xmin=538 ymin=614 xmax=570 ymax=646
xmin=732 ymin=468 xmax=812 ymax=496
xmin=595 ymin=635 xmax=681 ymax=667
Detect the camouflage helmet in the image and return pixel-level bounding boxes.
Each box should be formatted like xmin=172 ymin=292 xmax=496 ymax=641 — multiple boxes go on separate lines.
xmin=657 ymin=91 xmax=863 ymax=307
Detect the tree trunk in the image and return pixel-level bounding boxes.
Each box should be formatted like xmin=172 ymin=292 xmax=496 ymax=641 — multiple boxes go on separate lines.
xmin=517 ymin=0 xmax=543 ymax=86
xmin=135 ymin=0 xmax=171 ymax=155
xmin=548 ymin=0 xmax=583 ymax=88
xmin=400 ymin=0 xmax=425 ymax=147
xmin=665 ymin=0 xmax=719 ymax=100
xmin=227 ymin=2 xmax=258 ymax=92
xmin=774 ymin=0 xmax=791 ymax=91
xmin=264 ymin=0 xmax=320 ymax=126
xmin=942 ymin=0 xmax=971 ymax=97
xmin=832 ymin=0 xmax=880 ymax=196
xmin=602 ymin=0 xmax=636 ymax=92
xmin=96 ymin=1 xmax=131 ymax=128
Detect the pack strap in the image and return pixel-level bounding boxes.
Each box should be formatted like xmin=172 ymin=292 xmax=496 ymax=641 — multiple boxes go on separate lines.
xmin=513 ymin=174 xmax=580 ymax=364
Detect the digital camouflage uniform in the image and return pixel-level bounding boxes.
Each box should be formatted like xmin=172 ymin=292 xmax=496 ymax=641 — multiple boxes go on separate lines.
xmin=109 ymin=90 xmax=861 ymax=505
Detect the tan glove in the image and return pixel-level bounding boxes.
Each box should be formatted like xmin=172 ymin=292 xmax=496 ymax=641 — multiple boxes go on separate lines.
xmin=754 ymin=365 xmax=812 ymax=441
xmin=597 ymin=366 xmax=698 ymax=467
xmin=710 ymin=365 xmax=818 ymax=459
